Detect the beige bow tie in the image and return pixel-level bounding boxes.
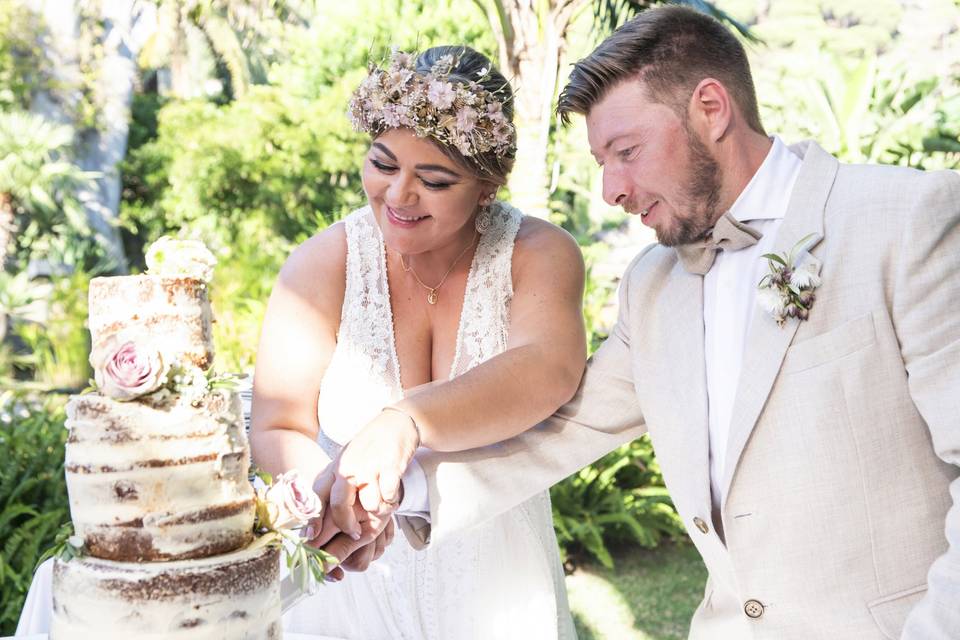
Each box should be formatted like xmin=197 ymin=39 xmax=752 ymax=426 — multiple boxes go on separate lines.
xmin=676 ymin=212 xmax=763 ymax=275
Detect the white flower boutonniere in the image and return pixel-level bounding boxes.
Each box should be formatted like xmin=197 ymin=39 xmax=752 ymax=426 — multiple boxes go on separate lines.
xmin=757 ymin=234 xmax=821 ymax=327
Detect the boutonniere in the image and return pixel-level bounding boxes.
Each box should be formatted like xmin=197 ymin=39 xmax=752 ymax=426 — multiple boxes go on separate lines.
xmin=757 ymin=234 xmax=821 ymax=327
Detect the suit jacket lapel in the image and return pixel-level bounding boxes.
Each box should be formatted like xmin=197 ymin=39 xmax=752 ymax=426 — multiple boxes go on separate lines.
xmin=719 ymin=142 xmax=838 ymax=506
xmin=648 ymin=263 xmax=712 ymax=517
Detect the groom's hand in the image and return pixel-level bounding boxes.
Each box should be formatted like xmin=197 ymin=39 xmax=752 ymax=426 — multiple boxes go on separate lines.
xmin=305 ymin=498 xmax=395 ymax=573
xmin=339 ymin=518 xmax=394 ymax=572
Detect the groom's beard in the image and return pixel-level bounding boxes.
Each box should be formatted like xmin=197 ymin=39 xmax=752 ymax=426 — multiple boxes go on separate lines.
xmin=657 ymin=129 xmax=722 ymax=248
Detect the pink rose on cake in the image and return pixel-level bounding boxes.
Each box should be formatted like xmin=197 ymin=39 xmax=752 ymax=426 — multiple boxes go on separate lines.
xmin=259 ymin=470 xmax=323 ymax=531
xmin=91 ymin=334 xmax=170 ymax=401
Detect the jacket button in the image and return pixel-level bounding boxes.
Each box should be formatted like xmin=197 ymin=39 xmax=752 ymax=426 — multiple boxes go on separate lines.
xmin=693 ymin=517 xmax=709 ymax=534
xmin=744 ymin=599 xmax=765 ymax=619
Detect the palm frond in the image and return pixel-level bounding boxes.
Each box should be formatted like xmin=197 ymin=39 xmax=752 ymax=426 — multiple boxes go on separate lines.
xmin=197 ymin=10 xmax=251 ymax=98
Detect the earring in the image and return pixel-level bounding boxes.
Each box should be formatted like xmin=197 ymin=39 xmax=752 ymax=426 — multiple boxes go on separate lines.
xmin=475 ymin=195 xmax=496 ymax=234
xmin=475 ymin=204 xmax=492 ymax=234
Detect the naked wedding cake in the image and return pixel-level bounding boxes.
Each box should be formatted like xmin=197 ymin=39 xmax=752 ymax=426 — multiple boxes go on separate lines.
xmin=49 ymin=237 xmax=282 ymax=639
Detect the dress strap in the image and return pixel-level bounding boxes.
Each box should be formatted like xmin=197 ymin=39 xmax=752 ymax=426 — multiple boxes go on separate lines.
xmin=449 ymin=202 xmax=523 ymax=377
xmin=339 ymin=207 xmax=402 ymax=390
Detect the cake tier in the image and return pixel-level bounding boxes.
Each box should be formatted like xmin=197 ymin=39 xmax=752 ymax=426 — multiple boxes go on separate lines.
xmin=88 ymin=275 xmax=214 ymax=370
xmin=51 ymin=541 xmax=281 ymax=639
xmin=65 ymin=391 xmax=255 ymax=562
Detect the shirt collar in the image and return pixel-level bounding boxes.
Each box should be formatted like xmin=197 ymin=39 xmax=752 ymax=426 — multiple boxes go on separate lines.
xmin=728 ymin=135 xmax=803 ymax=224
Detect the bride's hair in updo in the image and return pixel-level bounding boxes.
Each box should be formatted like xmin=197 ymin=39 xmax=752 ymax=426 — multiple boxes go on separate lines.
xmin=412 ymin=46 xmax=516 ymax=186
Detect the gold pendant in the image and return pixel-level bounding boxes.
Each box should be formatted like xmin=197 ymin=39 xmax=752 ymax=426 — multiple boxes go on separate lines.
xmin=427 ymin=290 xmax=438 ymax=305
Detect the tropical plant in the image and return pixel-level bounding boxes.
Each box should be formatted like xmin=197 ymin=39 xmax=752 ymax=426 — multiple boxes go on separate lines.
xmin=0 ymin=112 xmax=105 ymax=358
xmin=208 ymin=230 xmax=285 ymax=373
xmin=138 ymin=0 xmax=313 ymax=100
xmin=740 ymin=0 xmax=960 ymax=169
xmin=121 ymin=85 xmax=365 ymax=248
xmin=0 ymin=271 xmax=44 ymax=359
xmin=551 ymin=437 xmax=686 ymax=569
xmin=0 ymin=111 xmax=100 ymax=272
xmin=0 ymin=392 xmax=70 ymax=636
xmin=0 ymin=1 xmax=50 ymax=112
xmin=9 ymin=271 xmax=92 ymax=391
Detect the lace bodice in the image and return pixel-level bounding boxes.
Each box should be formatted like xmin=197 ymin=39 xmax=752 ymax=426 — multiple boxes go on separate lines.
xmin=317 ymin=202 xmax=522 ymax=449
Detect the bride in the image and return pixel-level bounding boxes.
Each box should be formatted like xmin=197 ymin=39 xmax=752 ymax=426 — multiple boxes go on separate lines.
xmin=249 ymin=45 xmax=585 ymax=639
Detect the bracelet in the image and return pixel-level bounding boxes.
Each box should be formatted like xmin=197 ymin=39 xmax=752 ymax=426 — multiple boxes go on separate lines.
xmin=381 ymin=406 xmax=422 ymax=449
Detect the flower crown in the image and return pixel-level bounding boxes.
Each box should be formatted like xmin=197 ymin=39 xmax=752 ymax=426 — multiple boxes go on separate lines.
xmin=348 ymin=48 xmax=516 ymax=160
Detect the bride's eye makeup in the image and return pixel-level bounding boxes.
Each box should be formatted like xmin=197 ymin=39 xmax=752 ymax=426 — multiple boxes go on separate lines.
xmin=371 ymin=158 xmax=397 ymax=173
xmin=415 ymin=163 xmax=460 ymax=191
xmin=369 ymin=142 xmax=459 ymax=190
xmin=371 ymin=158 xmax=454 ymax=190
xmin=419 ymin=176 xmax=454 ymax=190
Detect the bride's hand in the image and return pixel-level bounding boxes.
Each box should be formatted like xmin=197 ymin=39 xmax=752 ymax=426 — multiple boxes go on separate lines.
xmin=328 ymin=409 xmax=420 ymax=536
xmin=305 ymin=467 xmax=396 ymax=578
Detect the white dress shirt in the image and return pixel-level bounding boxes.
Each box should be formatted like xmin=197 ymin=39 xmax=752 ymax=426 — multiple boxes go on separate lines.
xmin=400 ymin=137 xmax=804 ymax=520
xmin=703 ymin=136 xmax=802 ymax=513
xmin=398 ymin=455 xmax=429 ymax=517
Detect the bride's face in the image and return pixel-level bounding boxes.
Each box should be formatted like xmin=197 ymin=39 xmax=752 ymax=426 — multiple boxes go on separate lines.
xmin=363 ymin=128 xmax=493 ymax=257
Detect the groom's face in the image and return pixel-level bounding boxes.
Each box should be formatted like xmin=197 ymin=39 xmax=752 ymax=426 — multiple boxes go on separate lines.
xmin=587 ymin=79 xmax=721 ymax=246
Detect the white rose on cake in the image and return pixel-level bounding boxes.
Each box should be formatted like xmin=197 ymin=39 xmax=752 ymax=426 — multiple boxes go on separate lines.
xmin=90 ymin=333 xmax=170 ymax=401
xmin=145 ymin=236 xmax=217 ymax=282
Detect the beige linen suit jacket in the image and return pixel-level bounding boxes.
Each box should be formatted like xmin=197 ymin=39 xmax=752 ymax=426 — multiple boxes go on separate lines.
xmin=399 ymin=141 xmax=960 ymax=639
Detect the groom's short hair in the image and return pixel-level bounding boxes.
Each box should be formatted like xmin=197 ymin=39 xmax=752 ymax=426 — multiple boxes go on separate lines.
xmin=557 ymin=6 xmax=764 ymax=134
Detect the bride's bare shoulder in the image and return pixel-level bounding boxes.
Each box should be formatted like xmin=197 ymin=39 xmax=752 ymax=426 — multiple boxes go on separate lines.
xmin=512 ymin=216 xmax=584 ymax=286
xmin=273 ymin=221 xmax=347 ymax=318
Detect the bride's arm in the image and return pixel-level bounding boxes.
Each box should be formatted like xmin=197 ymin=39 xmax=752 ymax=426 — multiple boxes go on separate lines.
xmin=248 ymin=224 xmax=346 ymax=484
xmin=329 ymin=217 xmax=586 ymax=514
xmin=398 ymin=217 xmax=587 ymax=450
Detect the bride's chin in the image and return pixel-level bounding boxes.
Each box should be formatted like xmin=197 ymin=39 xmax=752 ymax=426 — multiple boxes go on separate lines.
xmin=383 ymin=236 xmax=420 ymax=257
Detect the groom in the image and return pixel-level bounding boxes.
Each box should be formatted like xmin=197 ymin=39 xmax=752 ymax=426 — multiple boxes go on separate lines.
xmin=325 ymin=7 xmax=960 ymax=638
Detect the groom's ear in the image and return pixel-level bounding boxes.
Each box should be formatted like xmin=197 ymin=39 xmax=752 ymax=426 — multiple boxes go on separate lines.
xmin=687 ymin=78 xmax=733 ymax=144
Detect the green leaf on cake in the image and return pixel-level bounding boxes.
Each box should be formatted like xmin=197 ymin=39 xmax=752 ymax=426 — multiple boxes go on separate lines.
xmin=252 ymin=467 xmax=274 ymax=487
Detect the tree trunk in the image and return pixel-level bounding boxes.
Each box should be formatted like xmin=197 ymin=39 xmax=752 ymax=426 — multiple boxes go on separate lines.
xmin=78 ymin=0 xmax=153 ymax=273
xmin=508 ymin=42 xmax=557 ymax=219
xmin=0 ymin=192 xmax=13 ymax=342
xmin=487 ymin=0 xmax=586 ymax=219
xmin=33 ymin=0 xmax=148 ymax=274
xmin=0 ymin=192 xmax=13 ymax=271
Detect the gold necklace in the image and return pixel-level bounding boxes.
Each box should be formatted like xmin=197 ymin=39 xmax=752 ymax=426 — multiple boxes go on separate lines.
xmin=400 ymin=230 xmax=478 ymax=305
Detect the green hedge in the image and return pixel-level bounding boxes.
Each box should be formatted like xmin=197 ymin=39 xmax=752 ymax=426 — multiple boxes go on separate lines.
xmin=0 ymin=393 xmax=69 ymax=635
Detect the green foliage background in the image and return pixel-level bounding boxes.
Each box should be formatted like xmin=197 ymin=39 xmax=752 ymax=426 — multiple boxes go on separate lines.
xmin=0 ymin=395 xmax=69 ymax=632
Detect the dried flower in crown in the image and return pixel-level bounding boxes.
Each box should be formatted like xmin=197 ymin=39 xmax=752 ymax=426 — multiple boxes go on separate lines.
xmin=348 ymin=47 xmax=517 ymax=160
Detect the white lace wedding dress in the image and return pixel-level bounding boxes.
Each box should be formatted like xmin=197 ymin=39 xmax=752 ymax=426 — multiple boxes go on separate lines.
xmin=282 ymin=203 xmax=575 ymax=640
